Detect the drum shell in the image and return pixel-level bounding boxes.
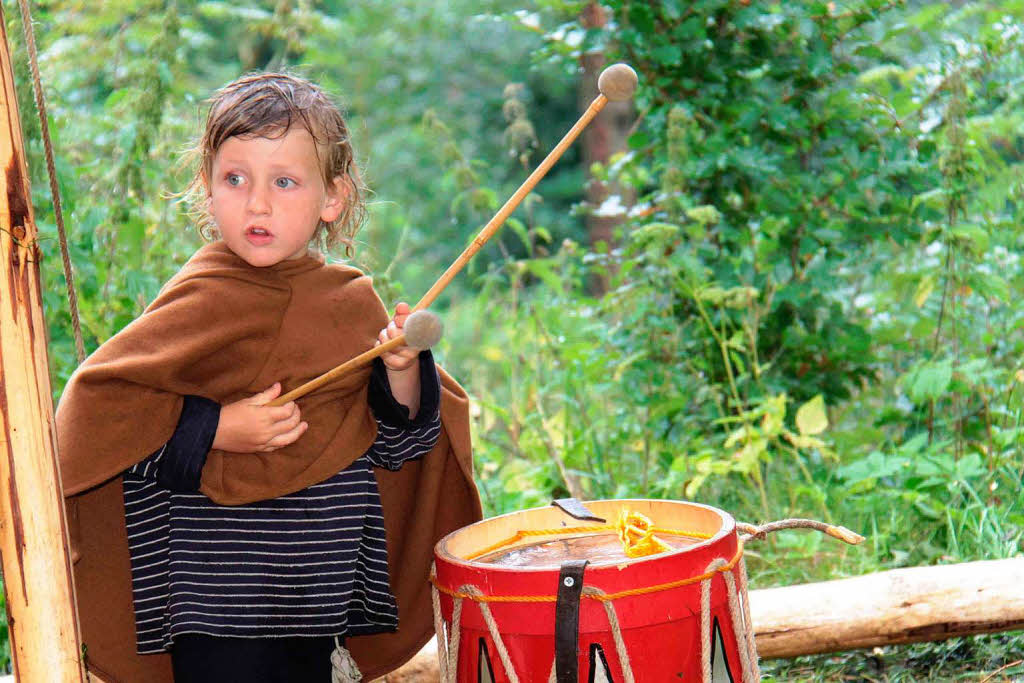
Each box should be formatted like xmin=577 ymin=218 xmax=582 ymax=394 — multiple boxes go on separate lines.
xmin=433 ymin=499 xmax=751 ymax=682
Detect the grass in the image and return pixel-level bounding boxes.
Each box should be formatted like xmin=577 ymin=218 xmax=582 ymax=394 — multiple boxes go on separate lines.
xmin=762 ymin=634 xmax=1024 ymax=682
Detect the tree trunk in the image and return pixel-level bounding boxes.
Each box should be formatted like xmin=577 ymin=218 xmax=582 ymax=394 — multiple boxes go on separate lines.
xmin=579 ymin=1 xmax=633 ymax=291
xmin=0 ymin=7 xmax=86 ymax=681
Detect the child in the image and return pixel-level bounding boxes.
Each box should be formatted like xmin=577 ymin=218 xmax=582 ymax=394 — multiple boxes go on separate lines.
xmin=56 ymin=72 xmax=481 ymax=683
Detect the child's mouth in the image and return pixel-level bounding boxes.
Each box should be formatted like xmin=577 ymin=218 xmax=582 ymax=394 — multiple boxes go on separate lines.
xmin=246 ymin=226 xmax=273 ymax=243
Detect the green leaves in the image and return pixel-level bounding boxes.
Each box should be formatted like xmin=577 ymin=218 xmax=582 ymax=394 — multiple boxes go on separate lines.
xmin=796 ymin=395 xmax=828 ymax=436
xmin=904 ymin=359 xmax=953 ymax=403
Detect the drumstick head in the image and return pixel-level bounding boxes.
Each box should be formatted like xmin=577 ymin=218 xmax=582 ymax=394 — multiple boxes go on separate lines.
xmin=598 ymin=63 xmax=638 ymax=102
xmin=403 ymin=310 xmax=444 ymax=349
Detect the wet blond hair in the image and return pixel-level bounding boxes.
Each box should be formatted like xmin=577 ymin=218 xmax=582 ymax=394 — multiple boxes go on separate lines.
xmin=184 ymin=72 xmax=366 ymax=255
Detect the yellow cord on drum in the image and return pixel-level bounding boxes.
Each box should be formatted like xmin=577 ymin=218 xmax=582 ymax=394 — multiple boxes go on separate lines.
xmin=616 ymin=509 xmax=671 ymax=558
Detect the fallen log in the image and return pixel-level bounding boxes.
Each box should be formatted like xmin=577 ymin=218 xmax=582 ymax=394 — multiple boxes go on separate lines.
xmin=750 ymin=556 xmax=1024 ymax=658
xmin=380 ymin=557 xmax=1024 ymax=680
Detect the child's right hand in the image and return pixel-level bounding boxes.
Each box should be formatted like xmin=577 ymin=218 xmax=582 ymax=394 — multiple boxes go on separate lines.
xmin=211 ymin=383 xmax=308 ymax=453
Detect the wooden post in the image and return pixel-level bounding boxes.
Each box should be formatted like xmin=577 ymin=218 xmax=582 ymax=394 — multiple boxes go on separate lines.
xmin=0 ymin=6 xmax=87 ymax=681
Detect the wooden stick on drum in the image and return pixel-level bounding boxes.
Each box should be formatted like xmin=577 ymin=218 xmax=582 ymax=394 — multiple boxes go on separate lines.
xmin=413 ymin=62 xmax=638 ymax=312
xmin=270 ymin=64 xmax=638 ymax=406
xmin=269 ymin=310 xmax=443 ymax=406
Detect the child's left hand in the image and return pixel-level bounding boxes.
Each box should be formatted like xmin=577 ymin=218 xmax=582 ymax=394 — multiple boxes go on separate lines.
xmin=378 ymin=302 xmax=419 ymax=372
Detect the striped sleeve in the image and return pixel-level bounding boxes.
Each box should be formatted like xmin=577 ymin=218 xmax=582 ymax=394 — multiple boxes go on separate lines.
xmin=364 ymin=352 xmax=441 ymax=471
xmin=126 ymin=444 xmax=166 ymax=479
xmin=364 ymin=414 xmax=441 ymax=471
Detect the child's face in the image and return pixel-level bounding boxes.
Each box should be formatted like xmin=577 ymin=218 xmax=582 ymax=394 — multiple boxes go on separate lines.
xmin=209 ymin=126 xmax=345 ymax=267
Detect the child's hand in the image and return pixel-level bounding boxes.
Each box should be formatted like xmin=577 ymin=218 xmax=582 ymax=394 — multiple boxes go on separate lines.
xmin=378 ymin=302 xmax=419 ymax=372
xmin=212 ymin=383 xmax=308 ymax=453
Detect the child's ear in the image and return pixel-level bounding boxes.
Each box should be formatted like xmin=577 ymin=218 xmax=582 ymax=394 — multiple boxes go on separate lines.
xmin=320 ymin=176 xmax=350 ymax=223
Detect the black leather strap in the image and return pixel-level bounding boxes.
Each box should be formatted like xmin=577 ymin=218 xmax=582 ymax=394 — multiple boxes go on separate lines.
xmin=552 ymin=498 xmax=606 ymax=523
xmin=555 ymin=559 xmax=589 ymax=683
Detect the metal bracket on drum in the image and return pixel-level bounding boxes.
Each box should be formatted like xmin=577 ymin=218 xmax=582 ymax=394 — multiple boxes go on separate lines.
xmin=552 ymin=498 xmax=606 ymax=523
xmin=555 ymin=559 xmax=589 ymax=683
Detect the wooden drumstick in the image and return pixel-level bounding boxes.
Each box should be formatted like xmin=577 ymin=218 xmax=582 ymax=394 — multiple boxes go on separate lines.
xmin=268 ymin=310 xmax=443 ymax=406
xmin=269 ymin=64 xmax=637 ymax=404
xmin=412 ymin=63 xmax=638 ymax=312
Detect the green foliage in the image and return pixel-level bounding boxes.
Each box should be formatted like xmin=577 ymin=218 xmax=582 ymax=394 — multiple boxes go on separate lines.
xmin=450 ymin=0 xmax=1023 ymax=597
xmin=444 ymin=10 xmax=1023 ymax=677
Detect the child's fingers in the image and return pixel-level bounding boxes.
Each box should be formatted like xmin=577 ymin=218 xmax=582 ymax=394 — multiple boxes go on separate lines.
xmin=262 ymin=421 xmax=308 ymax=451
xmin=392 ymin=302 xmax=410 ymax=328
xmin=378 ymin=312 xmax=419 ymax=369
xmin=378 ymin=322 xmax=403 ymax=343
xmin=389 ymin=343 xmax=416 ymax=358
xmin=250 ymin=382 xmax=282 ymax=405
xmin=265 ymin=402 xmax=299 ymax=423
xmin=269 ymin=406 xmax=302 ymax=431
xmin=382 ymin=345 xmax=418 ymax=371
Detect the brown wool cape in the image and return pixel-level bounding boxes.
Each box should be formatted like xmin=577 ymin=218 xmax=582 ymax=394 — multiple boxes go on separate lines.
xmin=56 ymin=241 xmax=482 ymax=682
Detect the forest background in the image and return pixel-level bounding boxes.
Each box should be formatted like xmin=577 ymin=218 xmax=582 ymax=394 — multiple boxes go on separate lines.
xmin=1 ymin=0 xmax=1022 ymax=679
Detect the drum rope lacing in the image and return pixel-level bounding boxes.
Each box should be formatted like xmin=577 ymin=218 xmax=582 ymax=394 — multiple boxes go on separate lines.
xmin=430 ymin=542 xmax=761 ymax=683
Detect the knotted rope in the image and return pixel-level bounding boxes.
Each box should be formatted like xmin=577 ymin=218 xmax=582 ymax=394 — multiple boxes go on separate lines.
xmin=330 ymin=638 xmax=361 ymax=683
xmin=616 ymin=509 xmax=671 ymax=558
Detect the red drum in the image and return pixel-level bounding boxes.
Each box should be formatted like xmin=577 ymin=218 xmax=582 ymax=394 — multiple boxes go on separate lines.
xmin=432 ymin=499 xmax=760 ymax=683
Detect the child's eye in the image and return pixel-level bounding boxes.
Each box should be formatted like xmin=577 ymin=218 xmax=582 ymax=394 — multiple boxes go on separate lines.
xmin=275 ymin=177 xmax=296 ymax=189
xmin=226 ymin=173 xmax=243 ymax=186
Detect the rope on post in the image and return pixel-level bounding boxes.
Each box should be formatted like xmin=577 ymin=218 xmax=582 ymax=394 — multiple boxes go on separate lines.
xmin=15 ymin=0 xmax=85 ymax=363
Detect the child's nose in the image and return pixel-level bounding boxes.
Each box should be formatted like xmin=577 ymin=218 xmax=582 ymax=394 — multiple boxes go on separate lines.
xmin=247 ymin=186 xmax=271 ymax=214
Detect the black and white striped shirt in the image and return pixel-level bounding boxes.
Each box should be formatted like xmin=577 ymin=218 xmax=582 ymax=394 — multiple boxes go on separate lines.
xmin=122 ymin=355 xmax=441 ymax=653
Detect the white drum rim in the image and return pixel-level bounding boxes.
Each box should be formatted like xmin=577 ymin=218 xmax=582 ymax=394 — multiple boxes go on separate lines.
xmin=435 ymin=498 xmax=737 ymax=571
